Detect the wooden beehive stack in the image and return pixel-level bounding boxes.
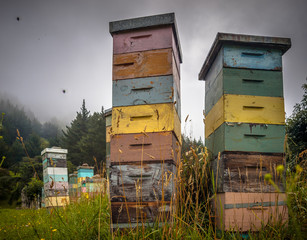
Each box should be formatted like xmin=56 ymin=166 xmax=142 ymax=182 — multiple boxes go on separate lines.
xmin=68 ymin=171 xmax=78 ymax=202
xmin=109 ymin=13 xmax=182 ymax=229
xmin=41 ymin=147 xmax=69 ymax=207
xmin=198 ymin=33 xmax=291 ymax=232
xmin=77 ymin=163 xmax=94 ymax=197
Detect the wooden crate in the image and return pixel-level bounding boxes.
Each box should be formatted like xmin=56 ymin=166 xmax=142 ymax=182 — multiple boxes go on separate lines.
xmin=205 ymin=94 xmax=285 ymax=138
xmin=110 ymin=132 xmax=180 ymax=165
xmin=111 ymin=201 xmax=174 ymax=227
xmin=212 ymin=151 xmax=285 ymax=193
xmin=44 ymin=182 xmax=68 ymax=191
xmin=110 ymin=162 xmax=176 ymax=202
xmin=112 ymin=25 xmax=180 ymax=73
xmin=44 ymin=196 xmax=70 ymax=208
xmin=205 ymin=123 xmax=285 ymax=158
xmin=42 ymin=158 xmax=67 ymax=169
xmin=43 ymin=167 xmax=68 ymax=183
xmin=112 ymin=76 xmax=181 ymax=119
xmin=213 ymin=192 xmax=288 ymax=231
xmin=205 ymin=68 xmax=283 ymax=115
xmin=113 ymin=49 xmax=178 ymax=82
xmin=112 ymin=103 xmax=181 ymax=143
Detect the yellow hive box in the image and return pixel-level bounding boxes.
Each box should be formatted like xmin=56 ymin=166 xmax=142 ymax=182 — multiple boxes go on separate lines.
xmin=205 ymin=94 xmax=285 ymax=138
xmin=112 ymin=103 xmax=181 ymax=143
xmin=106 ymin=126 xmax=111 ymax=143
xmin=44 ymin=196 xmax=70 ymax=207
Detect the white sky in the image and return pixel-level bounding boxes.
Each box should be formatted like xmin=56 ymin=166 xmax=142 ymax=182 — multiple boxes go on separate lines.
xmin=1 ymin=0 xmax=306 ymax=141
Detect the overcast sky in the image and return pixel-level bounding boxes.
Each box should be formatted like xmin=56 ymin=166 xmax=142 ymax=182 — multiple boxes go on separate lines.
xmin=1 ymin=0 xmax=306 ymax=141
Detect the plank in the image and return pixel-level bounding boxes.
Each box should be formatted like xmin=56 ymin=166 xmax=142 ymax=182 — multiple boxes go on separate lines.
xmin=44 ymin=196 xmax=70 ymax=208
xmin=211 ymin=151 xmax=285 ymax=192
xmin=113 ymin=49 xmax=176 ymax=80
xmin=112 ymin=76 xmax=181 ymax=119
xmin=112 ymin=103 xmax=181 ymax=143
xmin=110 ymin=163 xmax=176 ymax=202
xmin=110 ymin=132 xmax=180 ymax=165
xmin=205 ymin=123 xmax=285 ymax=158
xmin=43 ymin=158 xmax=67 ymax=169
xmin=223 ymin=44 xmax=282 ymax=71
xmin=112 ymin=25 xmax=180 ymax=73
xmin=111 ymin=201 xmax=173 ymax=224
xmin=205 ymin=68 xmax=283 ymax=115
xmin=205 ymin=94 xmax=285 ymax=138
xmin=213 ymin=192 xmax=288 ymax=231
xmin=44 ymin=182 xmax=68 ymax=191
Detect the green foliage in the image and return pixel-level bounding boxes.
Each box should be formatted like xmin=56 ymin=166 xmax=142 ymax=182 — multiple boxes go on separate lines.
xmin=61 ymin=100 xmax=106 ymax=168
xmin=286 ymin=83 xmax=307 ymax=166
xmin=23 ymin=178 xmax=44 ymax=202
xmin=0 ymin=194 xmax=110 ymax=239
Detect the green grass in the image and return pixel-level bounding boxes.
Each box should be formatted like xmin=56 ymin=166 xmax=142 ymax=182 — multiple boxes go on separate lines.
xmin=0 ymin=194 xmax=110 ymax=240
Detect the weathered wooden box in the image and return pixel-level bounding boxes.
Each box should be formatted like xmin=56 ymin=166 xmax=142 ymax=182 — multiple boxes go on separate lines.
xmin=44 ymin=196 xmax=70 ymax=208
xmin=112 ymin=76 xmax=181 ymax=119
xmin=198 ymin=33 xmax=291 ymax=82
xmin=111 ymin=201 xmax=174 ymax=228
xmin=44 ymin=182 xmax=68 ymax=191
xmin=112 ymin=103 xmax=181 ymax=142
xmin=43 ymin=167 xmax=68 ymax=183
xmin=113 ymin=49 xmax=179 ymax=83
xmin=205 ymin=94 xmax=285 ymax=138
xmin=205 ymin=123 xmax=285 ymax=158
xmin=42 ymin=158 xmax=67 ymax=169
xmin=213 ymin=192 xmax=288 ymax=232
xmin=44 ymin=188 xmax=68 ymax=197
xmin=110 ymin=132 xmax=180 ymax=165
xmin=110 ymin=162 xmax=176 ymax=202
xmin=212 ymin=151 xmax=285 ymax=193
xmin=205 ymin=68 xmax=283 ymax=115
xmin=112 ymin=25 xmax=180 ymax=72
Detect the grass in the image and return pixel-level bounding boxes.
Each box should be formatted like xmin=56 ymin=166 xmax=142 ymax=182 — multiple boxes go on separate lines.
xmin=0 ymin=147 xmax=306 ymax=239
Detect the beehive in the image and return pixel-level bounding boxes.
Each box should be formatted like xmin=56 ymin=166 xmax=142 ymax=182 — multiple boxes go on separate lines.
xmin=198 ymin=32 xmax=291 ymax=231
xmin=41 ymin=147 xmax=69 ymax=207
xmin=109 ymin=13 xmax=182 ymax=228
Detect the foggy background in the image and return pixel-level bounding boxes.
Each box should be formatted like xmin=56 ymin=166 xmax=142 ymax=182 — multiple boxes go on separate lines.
xmin=1 ymin=0 xmax=306 ymax=141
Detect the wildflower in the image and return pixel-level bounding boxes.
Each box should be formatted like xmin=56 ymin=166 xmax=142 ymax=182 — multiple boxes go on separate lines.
xmin=296 ymin=165 xmax=303 ymax=173
xmin=52 ymin=229 xmax=57 ymax=232
xmin=277 ymin=165 xmax=284 ymax=174
xmin=264 ymin=173 xmax=272 ymax=182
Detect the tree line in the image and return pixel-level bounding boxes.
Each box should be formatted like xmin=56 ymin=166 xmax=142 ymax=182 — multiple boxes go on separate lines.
xmin=0 ymin=99 xmax=106 ymax=206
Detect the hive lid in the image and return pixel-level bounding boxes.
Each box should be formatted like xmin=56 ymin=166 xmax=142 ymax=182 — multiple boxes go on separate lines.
xmin=41 ymin=147 xmax=68 ymax=155
xmin=109 ymin=12 xmax=182 ymax=63
xmin=198 ymin=32 xmax=291 ymax=81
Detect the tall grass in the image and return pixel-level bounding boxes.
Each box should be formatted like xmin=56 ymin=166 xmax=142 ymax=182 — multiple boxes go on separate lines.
xmin=1 ymin=144 xmax=307 ymax=239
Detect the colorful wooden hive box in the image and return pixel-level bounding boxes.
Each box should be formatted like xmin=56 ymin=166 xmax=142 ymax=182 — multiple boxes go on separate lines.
xmin=109 ymin=12 xmax=182 ymax=228
xmin=198 ymin=33 xmax=291 ymax=158
xmin=41 ymin=147 xmax=69 ymax=207
xmin=198 ymin=32 xmax=291 ymax=231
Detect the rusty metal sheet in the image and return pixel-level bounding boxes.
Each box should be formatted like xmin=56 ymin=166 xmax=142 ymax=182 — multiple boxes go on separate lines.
xmin=212 ymin=151 xmax=285 ymax=193
xmin=110 ymin=132 xmax=180 ymax=165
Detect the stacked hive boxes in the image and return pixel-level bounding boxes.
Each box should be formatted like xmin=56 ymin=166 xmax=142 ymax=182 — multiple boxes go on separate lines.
xmin=109 ymin=13 xmax=182 ymax=228
xmin=41 ymin=147 xmax=69 ymax=207
xmin=77 ymin=163 xmax=94 ymax=197
xmin=198 ymin=33 xmax=291 ymax=231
